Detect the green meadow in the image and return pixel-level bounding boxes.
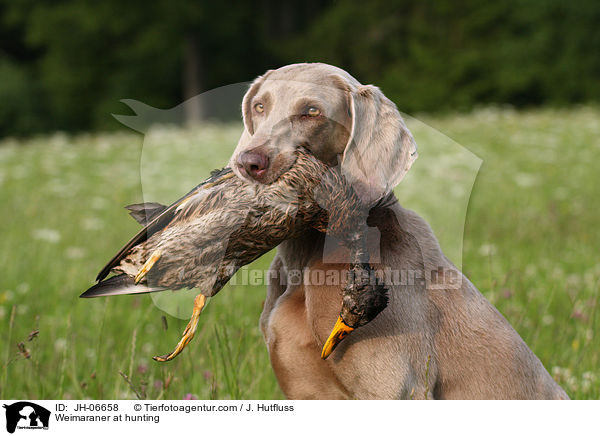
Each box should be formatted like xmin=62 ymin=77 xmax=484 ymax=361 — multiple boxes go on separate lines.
xmin=1 ymin=107 xmax=599 ymax=399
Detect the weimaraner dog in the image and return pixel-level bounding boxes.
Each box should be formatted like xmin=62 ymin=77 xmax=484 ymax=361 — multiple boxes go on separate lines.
xmin=229 ymin=63 xmax=568 ymax=399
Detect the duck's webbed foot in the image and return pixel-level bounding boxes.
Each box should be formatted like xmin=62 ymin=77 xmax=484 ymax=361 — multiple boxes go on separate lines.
xmin=153 ymin=293 xmax=206 ymax=362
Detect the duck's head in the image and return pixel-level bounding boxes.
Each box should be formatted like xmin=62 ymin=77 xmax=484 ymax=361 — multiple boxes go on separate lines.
xmin=321 ymin=263 xmax=389 ymax=359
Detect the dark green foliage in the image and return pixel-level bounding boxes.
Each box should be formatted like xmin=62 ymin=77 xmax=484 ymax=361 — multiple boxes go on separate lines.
xmin=281 ymin=0 xmax=600 ymax=113
xmin=0 ymin=0 xmax=599 ymax=135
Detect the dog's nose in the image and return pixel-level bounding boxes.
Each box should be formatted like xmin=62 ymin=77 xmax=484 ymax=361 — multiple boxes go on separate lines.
xmin=238 ymin=151 xmax=270 ymax=180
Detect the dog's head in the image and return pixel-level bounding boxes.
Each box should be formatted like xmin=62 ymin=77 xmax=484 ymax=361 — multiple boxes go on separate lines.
xmin=230 ymin=63 xmax=418 ymax=204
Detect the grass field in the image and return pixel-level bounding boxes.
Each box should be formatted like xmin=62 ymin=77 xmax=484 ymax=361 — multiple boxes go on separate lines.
xmin=1 ymin=106 xmax=599 ymax=399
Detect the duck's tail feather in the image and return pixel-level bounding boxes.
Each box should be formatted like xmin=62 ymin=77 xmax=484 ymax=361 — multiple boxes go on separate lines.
xmin=125 ymin=202 xmax=168 ymax=225
xmin=80 ymin=274 xmax=167 ymax=298
xmin=95 ymin=169 xmax=233 ymax=283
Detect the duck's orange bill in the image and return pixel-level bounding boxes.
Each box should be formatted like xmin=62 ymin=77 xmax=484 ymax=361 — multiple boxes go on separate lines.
xmin=321 ymin=316 xmax=355 ymax=360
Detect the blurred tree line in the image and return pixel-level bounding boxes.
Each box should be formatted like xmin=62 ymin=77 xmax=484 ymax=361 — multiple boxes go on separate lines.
xmin=0 ymin=0 xmax=599 ymax=136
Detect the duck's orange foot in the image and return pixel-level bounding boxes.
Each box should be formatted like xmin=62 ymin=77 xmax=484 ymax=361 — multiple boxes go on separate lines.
xmin=153 ymin=294 xmax=206 ymax=362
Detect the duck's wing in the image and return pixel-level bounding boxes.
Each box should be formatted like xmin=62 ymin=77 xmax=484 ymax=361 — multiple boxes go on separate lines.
xmin=80 ymin=274 xmax=166 ymax=298
xmin=94 ymin=167 xmax=234 ymax=282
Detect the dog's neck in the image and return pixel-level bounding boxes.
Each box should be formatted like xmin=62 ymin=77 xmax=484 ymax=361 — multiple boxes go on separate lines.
xmin=278 ymin=192 xmax=404 ymax=271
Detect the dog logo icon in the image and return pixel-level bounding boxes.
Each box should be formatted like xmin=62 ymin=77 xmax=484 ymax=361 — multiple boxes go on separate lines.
xmin=2 ymin=402 xmax=50 ymax=433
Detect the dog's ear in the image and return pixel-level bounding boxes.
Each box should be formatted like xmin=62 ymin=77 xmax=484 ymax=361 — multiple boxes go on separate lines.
xmin=331 ymin=75 xmax=418 ymax=205
xmin=242 ymin=70 xmax=273 ymax=135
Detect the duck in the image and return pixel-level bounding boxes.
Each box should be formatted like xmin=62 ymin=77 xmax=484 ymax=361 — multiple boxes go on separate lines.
xmin=82 ymin=148 xmax=388 ymax=361
xmin=308 ymin=167 xmax=391 ymax=359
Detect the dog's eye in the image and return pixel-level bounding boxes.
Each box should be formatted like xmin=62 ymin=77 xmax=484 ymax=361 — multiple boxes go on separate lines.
xmin=307 ymin=107 xmax=321 ymax=117
xmin=254 ymin=103 xmax=264 ymax=113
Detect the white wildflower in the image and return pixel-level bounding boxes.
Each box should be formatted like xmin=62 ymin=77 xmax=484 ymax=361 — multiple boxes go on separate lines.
xmin=582 ymin=372 xmax=596 ymax=382
xmin=554 ymin=187 xmax=569 ymax=200
xmin=514 ymin=172 xmax=539 ymax=188
xmin=65 ymin=247 xmax=86 ymax=260
xmin=16 ymin=283 xmax=29 ymax=295
xmin=142 ymin=342 xmax=154 ymax=355
xmin=524 ymin=264 xmax=537 ymax=278
xmin=90 ymin=197 xmax=108 ymax=210
xmin=541 ymin=314 xmax=554 ymax=326
xmin=478 ymin=244 xmax=497 ymax=256
xmin=32 ymin=228 xmax=61 ymax=243
xmin=81 ymin=217 xmax=104 ymax=230
xmin=17 ymin=305 xmax=28 ymax=315
xmin=54 ymin=338 xmax=68 ymax=352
